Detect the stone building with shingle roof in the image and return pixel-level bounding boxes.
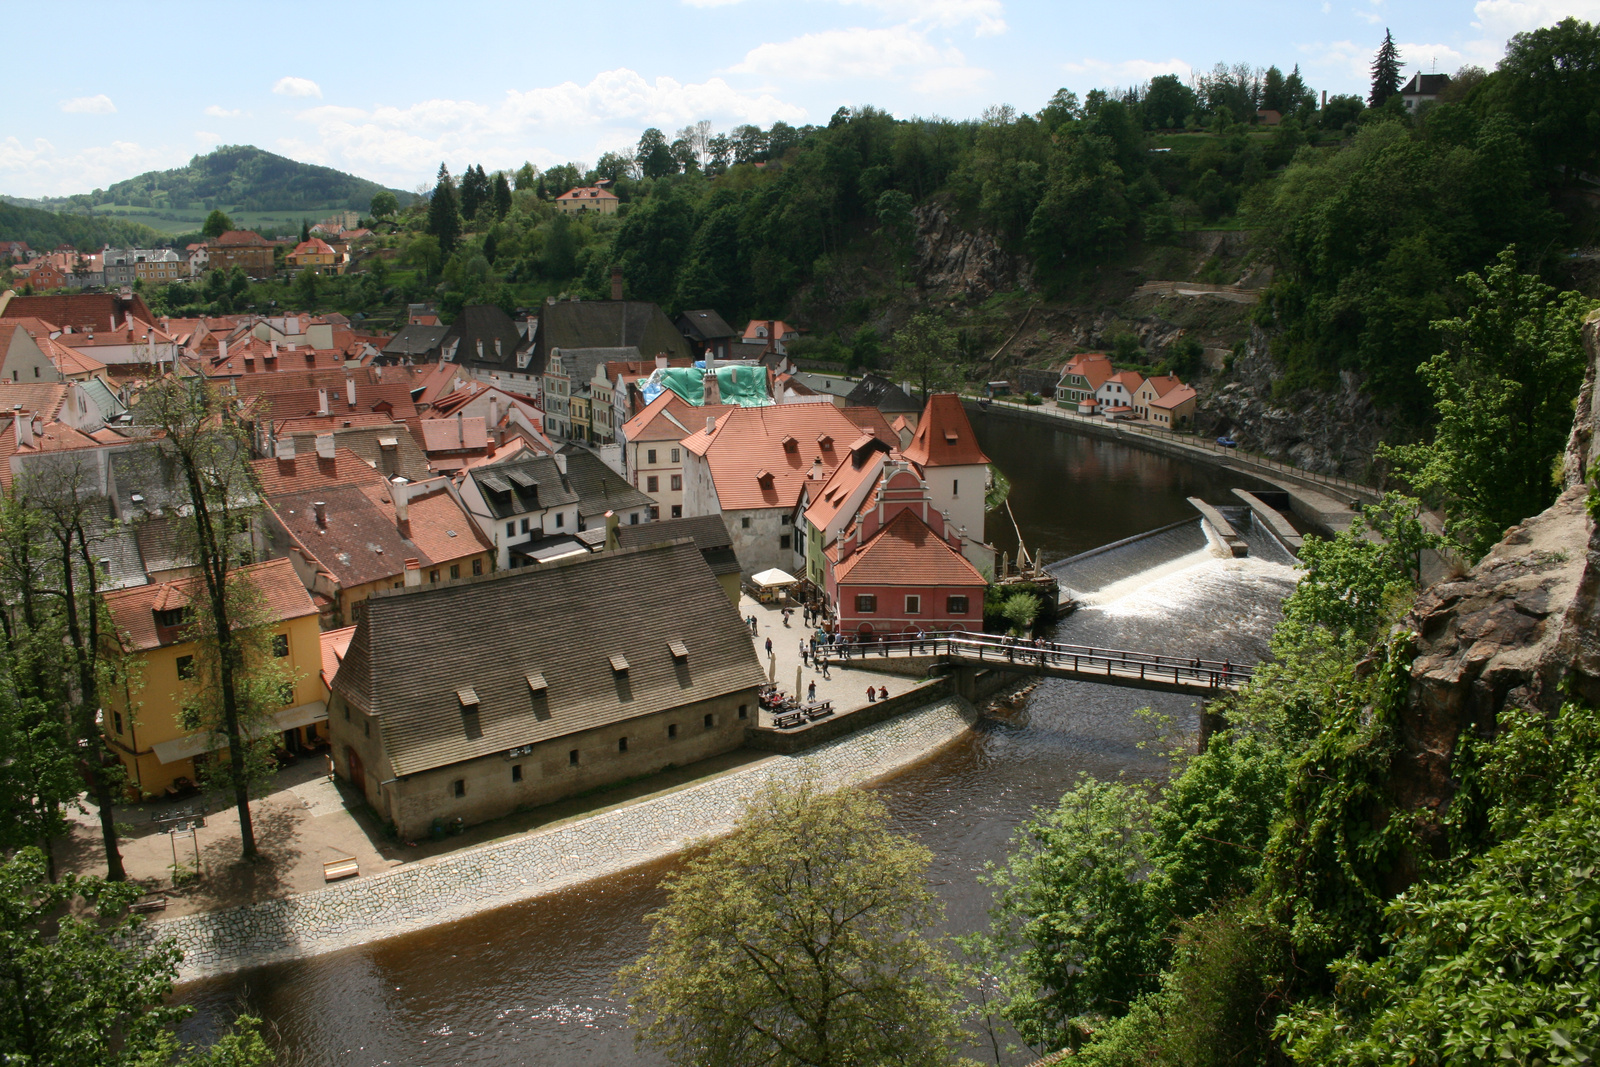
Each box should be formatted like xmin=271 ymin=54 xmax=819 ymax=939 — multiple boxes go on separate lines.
xmin=328 ymin=539 xmax=764 ymax=837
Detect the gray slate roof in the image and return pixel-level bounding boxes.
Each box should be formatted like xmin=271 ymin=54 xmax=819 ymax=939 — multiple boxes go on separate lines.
xmin=470 ymin=455 xmax=577 ymax=518
xmin=382 ymin=325 xmax=451 ymax=361
xmin=446 ymin=305 xmax=533 ymax=374
xmin=615 ymin=514 xmax=740 ymax=576
xmin=539 ymin=301 xmax=690 ymax=366
xmin=845 ymin=373 xmax=921 ymax=413
xmin=333 ymin=540 xmax=766 ymax=776
xmin=676 ymin=309 xmax=736 ymax=343
xmin=561 ymin=449 xmax=655 ymax=518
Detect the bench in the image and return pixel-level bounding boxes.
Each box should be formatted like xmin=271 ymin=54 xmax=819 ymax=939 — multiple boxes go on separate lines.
xmin=804 ymin=702 xmax=834 ymax=721
xmin=322 ymin=858 xmax=360 ymax=882
xmin=773 ymin=712 xmax=805 ymax=730
xmin=129 ymin=895 xmax=168 ymax=914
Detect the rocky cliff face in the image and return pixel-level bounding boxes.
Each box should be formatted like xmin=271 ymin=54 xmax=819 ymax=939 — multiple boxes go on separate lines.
xmin=1197 ymin=326 xmax=1391 ymax=478
xmin=1393 ymin=309 xmax=1600 ymax=865
xmin=913 ymin=203 xmax=1033 ymax=301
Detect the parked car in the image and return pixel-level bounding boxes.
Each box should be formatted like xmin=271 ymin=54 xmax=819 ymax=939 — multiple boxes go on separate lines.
xmin=1216 ymin=436 xmax=1238 ymax=448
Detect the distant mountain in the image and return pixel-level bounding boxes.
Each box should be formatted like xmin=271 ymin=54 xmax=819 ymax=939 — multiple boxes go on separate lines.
xmin=6 ymin=145 xmax=414 ymax=217
xmin=0 ymin=200 xmax=170 ymax=253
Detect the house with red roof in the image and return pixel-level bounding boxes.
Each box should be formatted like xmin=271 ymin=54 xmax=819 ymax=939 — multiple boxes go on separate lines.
xmin=1055 ymin=353 xmax=1114 ymax=414
xmin=618 ymin=388 xmax=736 ymax=519
xmin=680 ymin=403 xmax=868 ymax=576
xmin=827 ymin=463 xmax=988 ymax=639
xmin=207 ymin=230 xmax=277 ymax=278
xmin=554 ymin=185 xmax=620 ymax=215
xmin=900 ymin=393 xmax=993 ymax=575
xmin=1096 ymin=369 xmax=1144 ymax=420
xmin=741 ymin=319 xmax=805 ymax=356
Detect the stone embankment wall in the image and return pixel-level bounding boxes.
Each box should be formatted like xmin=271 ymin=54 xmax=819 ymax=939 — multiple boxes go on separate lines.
xmin=147 ymin=692 xmax=981 ymax=983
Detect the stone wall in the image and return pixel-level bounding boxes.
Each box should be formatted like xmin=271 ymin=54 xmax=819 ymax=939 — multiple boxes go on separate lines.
xmin=144 ymin=692 xmax=981 ymax=982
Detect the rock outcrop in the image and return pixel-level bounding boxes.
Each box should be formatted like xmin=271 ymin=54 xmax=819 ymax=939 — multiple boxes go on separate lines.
xmin=1392 ymin=309 xmax=1600 ymax=853
xmin=1197 ymin=326 xmax=1390 ymax=478
xmin=913 ymin=203 xmax=1033 ymax=301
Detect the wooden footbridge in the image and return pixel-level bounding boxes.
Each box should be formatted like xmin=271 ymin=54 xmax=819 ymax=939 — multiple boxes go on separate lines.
xmin=815 ymin=631 xmax=1252 ymax=697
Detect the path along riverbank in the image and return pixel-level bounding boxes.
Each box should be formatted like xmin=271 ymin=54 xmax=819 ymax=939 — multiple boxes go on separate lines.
xmin=145 ymin=684 xmax=980 ymax=983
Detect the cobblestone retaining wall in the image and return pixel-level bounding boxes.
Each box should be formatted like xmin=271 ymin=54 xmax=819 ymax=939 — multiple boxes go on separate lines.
xmin=148 ymin=693 xmax=980 ymax=982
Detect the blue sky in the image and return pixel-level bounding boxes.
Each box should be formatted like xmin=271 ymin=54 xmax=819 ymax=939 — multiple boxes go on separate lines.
xmin=5 ymin=0 xmax=1594 ymax=197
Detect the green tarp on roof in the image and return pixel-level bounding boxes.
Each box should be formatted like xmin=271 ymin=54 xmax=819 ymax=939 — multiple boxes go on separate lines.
xmin=653 ymin=365 xmax=772 ymax=407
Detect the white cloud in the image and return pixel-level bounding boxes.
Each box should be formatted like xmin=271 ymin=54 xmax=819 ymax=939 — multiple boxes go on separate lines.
xmin=1353 ymin=8 xmax=1383 ymax=23
xmin=1062 ymin=56 xmax=1193 ymax=83
xmin=273 ymin=76 xmax=322 ymax=98
xmin=0 ymin=137 xmax=175 ymax=196
xmin=282 ymin=68 xmax=806 ymax=183
xmin=1473 ymin=0 xmax=1600 ymax=36
xmin=59 ymin=95 xmax=115 ymax=115
xmin=204 ymin=105 xmax=241 ymax=118
xmin=731 ymin=25 xmax=966 ymax=81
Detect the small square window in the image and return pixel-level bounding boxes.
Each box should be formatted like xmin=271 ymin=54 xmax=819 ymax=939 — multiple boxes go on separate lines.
xmin=738 ymin=704 xmax=748 ymax=720
xmin=520 ymin=518 xmax=530 ymax=533
xmin=272 ymin=633 xmax=289 ymax=657
xmin=176 ymin=655 xmax=194 ymax=680
xmin=511 ymin=764 xmax=522 ymax=782
xmin=779 ymin=534 xmax=791 ymax=550
xmin=429 ymin=569 xmax=440 ymax=583
xmin=506 ymin=522 xmax=515 ymax=537
xmin=618 ymin=737 xmax=628 ymax=753
xmin=646 ymin=476 xmax=659 ymax=493
xmin=569 ymin=749 xmax=579 ymax=766
xmin=647 ymin=449 xmax=657 ymax=464
xmin=670 ymin=448 xmax=679 ymax=463
xmin=946 ymin=595 xmax=969 ymax=614
xmin=905 ymin=595 xmax=921 ymax=614
xmin=472 ymin=559 xmax=483 ymax=576
xmin=741 ymin=517 xmax=750 ymax=529
xmin=450 ymin=564 xmax=460 ymax=579
xmin=670 ymin=505 xmax=682 ymax=518
xmin=453 ymin=779 xmax=465 ymax=798
xmin=855 ymin=594 xmax=876 ymax=613
xmin=704 ymin=713 xmax=715 ymax=730
xmin=670 ymin=474 xmax=681 ymax=492
xmin=668 ymin=723 xmax=677 ymax=738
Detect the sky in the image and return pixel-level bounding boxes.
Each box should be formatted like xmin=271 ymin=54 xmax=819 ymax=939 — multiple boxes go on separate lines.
xmin=4 ymin=0 xmax=1597 ymax=198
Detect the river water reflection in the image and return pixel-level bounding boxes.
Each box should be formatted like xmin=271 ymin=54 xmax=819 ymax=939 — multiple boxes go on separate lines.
xmin=177 ymin=412 xmax=1299 ymax=1065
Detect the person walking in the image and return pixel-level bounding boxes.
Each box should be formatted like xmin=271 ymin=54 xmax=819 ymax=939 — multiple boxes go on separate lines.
xmin=800 ymin=641 xmax=809 ymax=667
xmin=765 ymin=636 xmax=773 ymax=656
xmin=807 ymin=680 xmax=817 ymax=702
xmin=866 ymin=685 xmax=876 ymax=703
xmin=822 ymin=658 xmax=831 ymax=680
xmin=878 ymin=685 xmax=888 ymax=702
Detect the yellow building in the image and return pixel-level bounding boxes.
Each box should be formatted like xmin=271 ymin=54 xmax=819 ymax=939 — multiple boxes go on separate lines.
xmin=102 ymin=558 xmax=325 ymax=799
xmin=554 ymin=185 xmax=620 ymax=215
xmin=132 ymin=251 xmax=184 ymax=285
xmin=287 ymin=237 xmax=340 ymax=272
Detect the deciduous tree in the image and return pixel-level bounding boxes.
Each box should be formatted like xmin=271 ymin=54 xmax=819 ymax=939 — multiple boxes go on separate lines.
xmin=893 ymin=311 xmax=959 ymax=398
xmin=618 ymin=779 xmax=965 ymax=1067
xmin=201 ymin=210 xmax=233 ymax=238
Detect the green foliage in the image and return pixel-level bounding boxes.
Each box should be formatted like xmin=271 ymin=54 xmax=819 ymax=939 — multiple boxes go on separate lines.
xmin=201 ymin=209 xmax=233 ymax=237
xmin=617 ymin=778 xmax=965 ymax=1067
xmin=369 ymin=191 xmax=398 ymax=219
xmin=425 ymin=163 xmax=461 ymax=255
xmin=999 ymin=591 xmax=1042 ymax=635
xmin=1369 ymin=29 xmax=1404 ymax=107
xmin=0 ymin=200 xmax=169 ymax=252
xmin=1380 ymin=250 xmax=1595 ymax=560
xmin=893 ymin=311 xmax=959 ymax=397
xmin=1479 ymin=17 xmax=1600 ymax=186
xmin=101 ymin=145 xmax=405 ymax=214
xmin=1282 ymin=492 xmax=1439 ymax=640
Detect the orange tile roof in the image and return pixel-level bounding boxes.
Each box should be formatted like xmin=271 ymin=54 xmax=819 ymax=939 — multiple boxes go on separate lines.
xmin=1141 ymin=373 xmax=1186 ymax=398
xmin=1150 ymin=384 xmax=1198 ymax=410
xmin=275 ymin=412 xmax=398 ymax=434
xmin=0 ymin=382 xmax=72 ymax=421
xmin=1061 ymin=353 xmax=1113 ymax=391
xmin=1106 ymin=369 xmax=1145 ymax=393
xmin=842 ymin=406 xmax=896 ymax=447
xmin=104 ymin=557 xmax=315 ymax=652
xmin=900 ymin=394 xmax=989 ymax=468
xmin=418 ymin=417 xmax=488 ymax=453
xmin=251 ymin=446 xmax=387 ymax=496
xmin=833 ymin=508 xmax=987 ymax=587
xmin=319 ymin=625 xmax=356 ymax=690
xmin=803 ymin=444 xmax=888 ymax=534
xmin=555 ymin=185 xmax=619 ymax=201
xmin=393 ymin=485 xmax=493 ymax=563
xmin=682 ymin=403 xmax=863 ymax=511
xmin=619 ymin=388 xmax=736 ymax=443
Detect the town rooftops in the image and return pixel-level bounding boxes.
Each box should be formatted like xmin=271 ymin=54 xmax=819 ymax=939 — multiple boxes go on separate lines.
xmin=682 ymin=403 xmax=865 ymax=511
xmin=419 ymin=416 xmax=488 ymax=454
xmin=1141 ymin=373 xmax=1186 ymax=398
xmin=332 ymin=540 xmax=764 ymax=777
xmin=619 ymin=388 xmax=735 ymax=443
xmin=614 ymin=513 xmax=740 ymax=576
xmin=560 ymin=448 xmax=656 ymax=518
xmin=677 ymin=309 xmax=737 ymax=342
xmin=844 ymin=373 xmax=921 ymax=413
xmin=1060 ymin=352 xmax=1114 ymax=390
xmin=1150 ymin=384 xmax=1198 ymax=410
xmin=382 ymin=324 xmax=451 ymax=360
xmin=104 ymin=557 xmax=314 ymax=652
xmin=0 ymin=292 xmax=157 ymax=333
xmin=1401 ymin=72 xmax=1451 ymax=97
xmin=252 ymin=445 xmax=387 ymax=496
xmin=291 ymin=238 xmax=337 ymax=257
xmin=539 ymin=300 xmax=691 ymax=364
xmin=900 ymin=394 xmax=989 ymax=469
xmin=212 ymin=230 xmax=272 ymax=247
xmin=469 ymin=454 xmax=578 ymax=518
xmin=833 ymin=507 xmax=987 ymax=587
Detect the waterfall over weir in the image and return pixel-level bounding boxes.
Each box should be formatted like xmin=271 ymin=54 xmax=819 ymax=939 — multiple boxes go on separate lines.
xmin=1046 ymin=511 xmax=1302 ymax=664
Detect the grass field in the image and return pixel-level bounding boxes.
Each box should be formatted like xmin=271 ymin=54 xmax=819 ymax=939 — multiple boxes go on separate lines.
xmin=74 ymin=204 xmax=359 ymax=237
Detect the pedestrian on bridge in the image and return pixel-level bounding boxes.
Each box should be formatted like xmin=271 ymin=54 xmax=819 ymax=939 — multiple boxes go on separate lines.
xmin=878 ymin=685 xmax=888 ymax=701
xmin=866 ymin=685 xmax=876 ymax=703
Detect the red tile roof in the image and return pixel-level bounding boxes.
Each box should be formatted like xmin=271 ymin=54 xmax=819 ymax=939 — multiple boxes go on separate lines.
xmin=1060 ymin=353 xmax=1114 ymax=391
xmin=900 ymin=394 xmax=989 ymax=468
xmin=803 ymin=444 xmax=888 ymax=533
xmin=1141 ymin=372 xmax=1186 ymax=398
xmin=104 ymin=557 xmax=315 ymax=652
xmin=682 ymin=403 xmax=863 ymax=511
xmin=833 ymin=508 xmax=986 ymax=587
xmin=0 ymin=293 xmax=157 ymax=332
xmin=1106 ymin=369 xmax=1145 ymax=393
xmin=555 ymin=185 xmax=619 ymax=201
xmin=418 ymin=416 xmax=487 ymax=453
xmin=1150 ymin=385 xmax=1197 ymax=410
xmin=213 ymin=230 xmax=271 ymax=247
xmin=291 ymin=238 xmax=337 ymax=257
xmin=319 ymin=625 xmax=356 ymax=690
xmin=251 ymin=446 xmax=387 ymax=496
xmin=619 ymin=388 xmax=735 ymax=443
xmin=842 ymin=406 xmax=897 ymax=447
xmin=275 ymin=412 xmax=398 ymax=434
xmin=392 ymin=484 xmax=493 ymax=563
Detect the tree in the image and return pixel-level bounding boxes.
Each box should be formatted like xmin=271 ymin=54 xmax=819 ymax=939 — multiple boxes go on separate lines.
xmin=540 ymin=214 xmax=577 ymax=281
xmin=874 ymin=189 xmax=915 ymax=277
xmin=425 ymin=163 xmax=461 ymax=255
xmin=139 ymin=379 xmax=276 ymax=860
xmin=1369 ymin=29 xmax=1403 ymax=108
xmin=368 ymin=191 xmax=398 ymax=219
xmin=1381 ymin=248 xmax=1595 ymax=560
xmin=513 ymin=161 xmax=537 ymax=191
xmin=1143 ymin=75 xmax=1197 ymax=130
xmin=459 ymin=163 xmax=491 ymax=223
xmin=1486 ymin=17 xmax=1600 ymax=186
xmin=490 ymin=172 xmax=512 ymax=219
xmin=201 ymin=210 xmax=233 ymax=238
xmin=1261 ymin=65 xmax=1287 ymax=113
xmin=1000 ymin=591 xmax=1042 ymax=635
xmin=299 ymin=219 xmax=309 ymax=244
xmin=636 ymin=128 xmax=676 ymax=179
xmin=618 ymin=779 xmax=965 ymax=1067
xmin=294 ymin=266 xmax=318 ymax=306
xmin=893 ymin=311 xmax=959 ymax=398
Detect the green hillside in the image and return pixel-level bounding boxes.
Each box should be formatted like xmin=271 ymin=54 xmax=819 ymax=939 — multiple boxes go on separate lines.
xmin=3 ymin=145 xmax=416 ymax=238
xmin=0 ymin=200 xmax=171 ymax=253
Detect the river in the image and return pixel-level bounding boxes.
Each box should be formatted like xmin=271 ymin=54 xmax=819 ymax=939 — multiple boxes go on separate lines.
xmin=176 ymin=411 xmax=1301 ymax=1065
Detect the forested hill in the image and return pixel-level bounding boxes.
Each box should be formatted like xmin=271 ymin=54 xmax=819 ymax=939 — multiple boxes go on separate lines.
xmin=0 ymin=200 xmax=169 ymax=253
xmin=9 ymin=146 xmax=414 ymax=216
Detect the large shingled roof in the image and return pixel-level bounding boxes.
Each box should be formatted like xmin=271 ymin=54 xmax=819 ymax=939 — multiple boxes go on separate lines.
xmin=333 ymin=540 xmax=765 ymax=777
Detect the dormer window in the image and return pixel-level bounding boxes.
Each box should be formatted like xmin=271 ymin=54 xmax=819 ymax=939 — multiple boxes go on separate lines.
xmin=154 ymin=607 xmax=189 ymax=628
xmin=781 ymin=435 xmax=798 ymax=451
xmin=756 ymin=469 xmax=774 ymax=486
xmin=609 ymin=653 xmax=630 ymax=673
xmin=457 ymin=687 xmax=480 ymax=711
xmin=668 ymin=640 xmax=688 ymax=660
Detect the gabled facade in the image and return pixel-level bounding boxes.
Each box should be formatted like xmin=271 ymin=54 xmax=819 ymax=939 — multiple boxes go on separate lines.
xmin=899 ymin=393 xmax=993 ymax=576
xmin=1096 ymin=369 xmax=1144 ymax=417
xmin=1055 ymin=352 xmax=1114 ymax=413
xmin=553 ymin=185 xmax=620 ymax=215
xmin=457 ymin=453 xmax=581 ymax=570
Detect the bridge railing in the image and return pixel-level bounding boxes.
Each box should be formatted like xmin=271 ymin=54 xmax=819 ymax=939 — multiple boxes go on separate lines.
xmin=814 ymin=630 xmax=1253 ymax=689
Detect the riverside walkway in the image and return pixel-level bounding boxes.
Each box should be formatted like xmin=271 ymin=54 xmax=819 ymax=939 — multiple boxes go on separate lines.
xmin=817 ymin=630 xmax=1252 ymax=696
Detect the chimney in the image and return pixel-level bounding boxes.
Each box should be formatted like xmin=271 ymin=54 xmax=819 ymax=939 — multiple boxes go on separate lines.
xmin=109 ymin=314 xmax=116 ymax=333
xmin=489 ymin=394 xmax=500 ymax=428
xmin=404 ymin=558 xmax=421 ymax=587
xmin=13 ymin=408 xmax=32 ymax=449
xmin=702 ymin=368 xmax=720 ymax=406
xmin=394 ymin=482 xmax=410 ymax=536
xmin=655 ymin=354 xmax=667 ymax=370
xmin=553 ymin=452 xmax=567 ymax=474
xmin=270 ymin=339 xmax=278 ymax=358
xmin=456 ymin=410 xmax=465 ymax=445
xmin=604 ymin=510 xmax=620 ymax=550
xmin=217 ymin=338 xmax=228 ymax=362
xmin=313 ymin=501 xmax=327 ymax=528
xmin=315 ymin=432 xmax=335 ymax=459
xmin=346 ymin=377 xmax=357 ymax=408
xmin=275 ymin=436 xmax=296 ymax=460
xmin=611 ymin=266 xmax=623 ymax=301
xmin=1321 ymin=89 xmax=1327 ymax=108
xmin=810 ymin=456 xmax=823 ymax=480
xmin=317 ymin=387 xmax=330 ymax=415
xmin=705 ymin=415 xmax=717 ymax=434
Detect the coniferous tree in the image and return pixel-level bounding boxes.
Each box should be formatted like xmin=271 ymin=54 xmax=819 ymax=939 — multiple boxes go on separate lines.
xmin=426 ymin=162 xmax=461 ymax=254
xmin=460 ymin=164 xmax=490 ymax=222
xmin=491 ymin=171 xmax=512 ymax=219
xmin=1370 ymin=29 xmax=1403 ymax=107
